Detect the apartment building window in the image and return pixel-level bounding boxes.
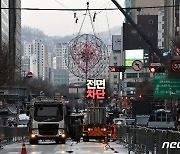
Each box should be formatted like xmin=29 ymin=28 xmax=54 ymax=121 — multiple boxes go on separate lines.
xmin=114 ymin=63 xmax=117 ymax=66
xmin=148 ymin=33 xmax=153 ymax=37
xmin=114 ymin=56 xmax=117 ymax=60
xmin=126 ymin=73 xmax=138 ymax=78
xmin=114 ymin=81 xmax=117 ymax=84
xmin=131 ymin=30 xmax=137 ymax=35
xmin=114 ymin=75 xmax=117 ymax=78
xmin=149 ymin=20 xmax=153 ymax=24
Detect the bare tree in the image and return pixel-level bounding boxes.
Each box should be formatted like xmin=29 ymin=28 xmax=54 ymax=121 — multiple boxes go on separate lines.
xmin=135 ymin=78 xmax=153 ymax=99
xmin=20 ymin=77 xmax=67 ymax=96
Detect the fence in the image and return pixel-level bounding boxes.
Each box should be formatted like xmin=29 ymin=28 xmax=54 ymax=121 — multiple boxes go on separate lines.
xmin=0 ymin=127 xmax=28 ymax=148
xmin=116 ymin=125 xmax=180 ymax=154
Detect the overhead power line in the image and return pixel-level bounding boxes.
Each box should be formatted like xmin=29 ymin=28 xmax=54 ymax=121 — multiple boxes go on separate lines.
xmin=0 ymin=4 xmax=180 ymax=11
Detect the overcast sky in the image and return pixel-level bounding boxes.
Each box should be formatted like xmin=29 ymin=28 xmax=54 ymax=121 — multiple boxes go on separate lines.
xmin=21 ymin=0 xmax=125 ymax=36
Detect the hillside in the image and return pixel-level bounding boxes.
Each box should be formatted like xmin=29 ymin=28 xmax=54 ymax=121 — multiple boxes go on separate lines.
xmin=21 ymin=26 xmax=121 ymax=53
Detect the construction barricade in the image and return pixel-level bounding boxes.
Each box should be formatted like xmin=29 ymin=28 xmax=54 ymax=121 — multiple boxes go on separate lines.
xmin=0 ymin=127 xmax=28 ymax=147
xmin=116 ymin=125 xmax=180 ymax=154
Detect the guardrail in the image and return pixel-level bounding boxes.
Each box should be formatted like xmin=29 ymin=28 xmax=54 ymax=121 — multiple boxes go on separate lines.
xmin=0 ymin=127 xmax=28 ymax=148
xmin=116 ymin=125 xmax=180 ymax=154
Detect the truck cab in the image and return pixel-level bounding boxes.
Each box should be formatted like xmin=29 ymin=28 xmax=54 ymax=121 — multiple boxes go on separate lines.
xmin=28 ymin=96 xmax=67 ymax=144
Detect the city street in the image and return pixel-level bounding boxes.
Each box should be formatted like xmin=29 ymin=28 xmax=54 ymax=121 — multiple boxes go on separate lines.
xmin=0 ymin=139 xmax=132 ymax=154
xmin=0 ymin=0 xmax=180 ymax=154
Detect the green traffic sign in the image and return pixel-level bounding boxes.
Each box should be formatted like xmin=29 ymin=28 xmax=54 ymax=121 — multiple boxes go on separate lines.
xmin=153 ymin=73 xmax=180 ymax=98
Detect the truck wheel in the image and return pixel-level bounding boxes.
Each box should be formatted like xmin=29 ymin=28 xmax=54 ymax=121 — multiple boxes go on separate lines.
xmin=61 ymin=139 xmax=66 ymax=144
xmin=29 ymin=139 xmax=34 ymax=144
xmin=29 ymin=139 xmax=38 ymax=144
xmin=55 ymin=139 xmax=59 ymax=144
xmin=83 ymin=137 xmax=89 ymax=142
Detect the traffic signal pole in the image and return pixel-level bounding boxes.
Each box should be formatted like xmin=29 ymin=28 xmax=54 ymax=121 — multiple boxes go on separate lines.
xmin=111 ymin=0 xmax=166 ymax=65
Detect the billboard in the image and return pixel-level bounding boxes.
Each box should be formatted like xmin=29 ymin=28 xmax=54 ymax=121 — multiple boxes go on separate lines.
xmin=125 ymin=49 xmax=144 ymax=67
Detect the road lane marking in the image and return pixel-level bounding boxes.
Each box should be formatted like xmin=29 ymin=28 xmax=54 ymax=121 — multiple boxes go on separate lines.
xmin=30 ymin=152 xmax=42 ymax=154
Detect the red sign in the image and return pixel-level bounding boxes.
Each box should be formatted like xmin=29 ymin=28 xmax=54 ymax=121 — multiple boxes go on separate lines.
xmin=171 ymin=60 xmax=180 ymax=72
xmin=86 ymin=79 xmax=106 ymax=99
xmin=86 ymin=89 xmax=105 ymax=99
xmin=26 ymin=72 xmax=33 ymax=77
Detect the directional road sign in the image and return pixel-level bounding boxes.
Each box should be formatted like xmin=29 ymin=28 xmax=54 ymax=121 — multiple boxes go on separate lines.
xmin=153 ymin=73 xmax=180 ymax=98
xmin=132 ymin=60 xmax=143 ymax=71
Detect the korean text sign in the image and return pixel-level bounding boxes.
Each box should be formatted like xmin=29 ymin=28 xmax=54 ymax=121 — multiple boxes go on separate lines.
xmin=86 ymin=79 xmax=106 ymax=99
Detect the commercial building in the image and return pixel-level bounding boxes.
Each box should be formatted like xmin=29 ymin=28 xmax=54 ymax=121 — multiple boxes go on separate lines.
xmin=0 ymin=0 xmax=9 ymax=43
xmin=0 ymin=0 xmax=21 ymax=81
xmin=9 ymin=0 xmax=21 ymax=78
xmin=56 ymin=43 xmax=68 ymax=70
xmin=51 ymin=43 xmax=69 ymax=86
xmin=126 ymin=0 xmax=179 ymax=50
xmin=122 ymin=15 xmax=157 ymax=96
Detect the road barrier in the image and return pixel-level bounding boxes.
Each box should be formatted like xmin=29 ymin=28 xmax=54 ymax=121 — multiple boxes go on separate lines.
xmin=116 ymin=125 xmax=180 ymax=154
xmin=0 ymin=127 xmax=28 ymax=148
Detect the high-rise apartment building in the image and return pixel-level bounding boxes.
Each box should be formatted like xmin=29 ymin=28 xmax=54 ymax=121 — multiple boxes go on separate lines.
xmin=23 ymin=42 xmax=31 ymax=57
xmin=25 ymin=39 xmax=48 ymax=80
xmin=56 ymin=43 xmax=67 ymax=70
xmin=21 ymin=42 xmax=31 ymax=76
xmin=52 ymin=43 xmax=69 ymax=86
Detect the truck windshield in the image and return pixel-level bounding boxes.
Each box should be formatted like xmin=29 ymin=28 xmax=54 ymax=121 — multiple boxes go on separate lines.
xmin=34 ymin=104 xmax=63 ymax=122
xmin=18 ymin=120 xmax=29 ymax=125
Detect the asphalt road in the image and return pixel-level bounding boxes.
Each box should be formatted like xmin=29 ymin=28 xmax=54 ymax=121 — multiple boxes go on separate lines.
xmin=0 ymin=139 xmax=132 ymax=154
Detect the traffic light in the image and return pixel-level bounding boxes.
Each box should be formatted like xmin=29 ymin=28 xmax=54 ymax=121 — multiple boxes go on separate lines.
xmin=109 ymin=66 xmax=126 ymax=72
xmin=123 ymin=96 xmax=129 ymax=100
xmin=149 ymin=66 xmax=165 ymax=73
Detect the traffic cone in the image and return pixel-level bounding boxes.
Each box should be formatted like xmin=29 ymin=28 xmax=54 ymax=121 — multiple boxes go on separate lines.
xmin=104 ymin=136 xmax=108 ymax=144
xmin=104 ymin=136 xmax=111 ymax=149
xmin=21 ymin=141 xmax=27 ymax=154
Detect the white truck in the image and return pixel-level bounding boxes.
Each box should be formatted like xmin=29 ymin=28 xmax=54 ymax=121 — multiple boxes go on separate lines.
xmin=27 ymin=96 xmax=67 ymax=144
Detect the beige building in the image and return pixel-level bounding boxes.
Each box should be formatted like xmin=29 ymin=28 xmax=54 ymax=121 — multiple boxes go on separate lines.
xmin=131 ymin=0 xmax=164 ymax=23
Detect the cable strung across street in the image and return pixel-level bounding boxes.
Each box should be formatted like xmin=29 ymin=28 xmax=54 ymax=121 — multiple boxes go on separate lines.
xmin=0 ymin=4 xmax=180 ymax=11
